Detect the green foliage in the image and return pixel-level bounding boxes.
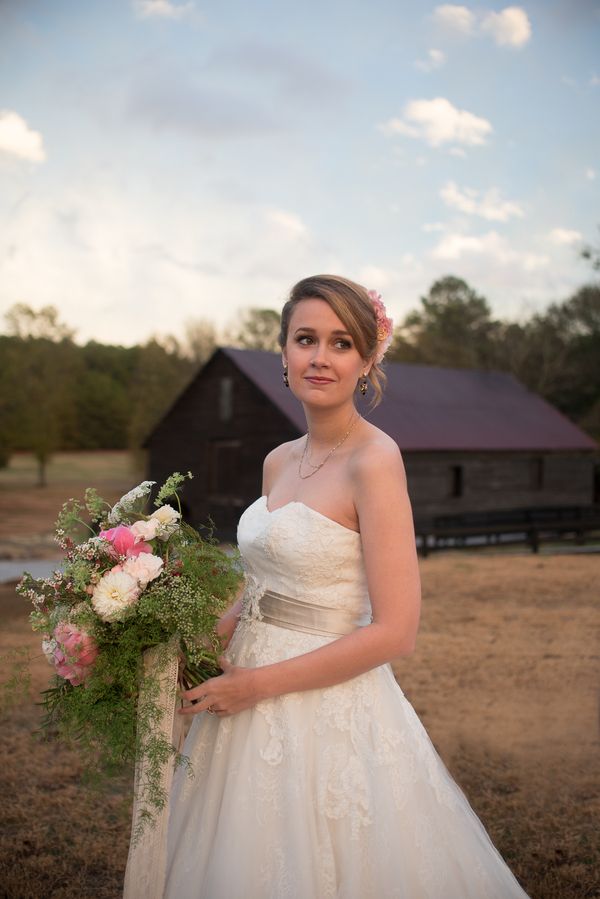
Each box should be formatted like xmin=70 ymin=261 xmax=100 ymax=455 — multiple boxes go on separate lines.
xmin=154 ymin=470 xmax=192 ymax=508
xmin=229 ymin=307 xmax=282 ymax=352
xmin=392 ymin=276 xmax=501 ymax=369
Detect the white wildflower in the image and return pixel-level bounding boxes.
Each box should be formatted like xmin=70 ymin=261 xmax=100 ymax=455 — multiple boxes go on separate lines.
xmin=150 ymin=504 xmax=181 ymax=539
xmin=107 ymin=481 xmax=156 ymax=525
xmin=122 ymin=553 xmax=164 ymax=587
xmin=91 ymin=570 xmax=141 ymax=621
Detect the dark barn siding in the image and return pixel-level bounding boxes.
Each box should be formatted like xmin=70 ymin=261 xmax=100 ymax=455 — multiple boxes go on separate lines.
xmin=405 ymin=451 xmax=595 ymax=527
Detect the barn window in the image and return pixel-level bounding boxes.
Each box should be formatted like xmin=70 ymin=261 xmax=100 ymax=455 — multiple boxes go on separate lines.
xmin=219 ymin=377 xmax=234 ymax=421
xmin=208 ymin=440 xmax=241 ymax=494
xmin=530 ymin=456 xmax=544 ymax=490
xmin=449 ymin=465 xmax=463 ymax=498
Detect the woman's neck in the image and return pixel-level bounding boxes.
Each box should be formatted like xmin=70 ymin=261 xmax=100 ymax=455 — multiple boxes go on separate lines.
xmin=302 ymin=403 xmax=359 ymax=447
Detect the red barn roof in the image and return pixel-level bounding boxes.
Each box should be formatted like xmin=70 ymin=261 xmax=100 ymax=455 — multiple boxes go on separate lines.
xmin=223 ymin=347 xmax=597 ymax=452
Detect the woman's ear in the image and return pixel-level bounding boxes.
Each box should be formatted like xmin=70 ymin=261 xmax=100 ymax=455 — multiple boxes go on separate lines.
xmin=282 ymin=351 xmax=288 ymax=368
xmin=362 ymin=358 xmax=374 ymax=376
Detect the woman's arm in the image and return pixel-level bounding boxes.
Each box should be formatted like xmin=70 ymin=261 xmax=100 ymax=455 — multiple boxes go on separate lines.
xmin=180 ymin=440 xmax=421 ymax=716
xmin=216 ymin=597 xmax=243 ymax=649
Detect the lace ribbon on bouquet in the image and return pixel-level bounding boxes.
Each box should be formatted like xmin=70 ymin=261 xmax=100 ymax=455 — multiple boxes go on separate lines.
xmin=123 ymin=639 xmax=184 ymax=899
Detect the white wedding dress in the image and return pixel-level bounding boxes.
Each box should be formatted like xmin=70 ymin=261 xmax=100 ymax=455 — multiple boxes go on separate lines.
xmin=164 ymin=496 xmax=530 ymax=898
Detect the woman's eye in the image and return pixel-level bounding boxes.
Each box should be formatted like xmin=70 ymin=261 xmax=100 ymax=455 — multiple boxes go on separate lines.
xmin=297 ymin=336 xmax=313 ymax=345
xmin=335 ymin=339 xmax=352 ymax=349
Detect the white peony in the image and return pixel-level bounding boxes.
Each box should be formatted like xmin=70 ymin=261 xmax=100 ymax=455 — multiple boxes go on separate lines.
xmin=122 ymin=553 xmax=164 ymax=587
xmin=91 ymin=570 xmax=141 ymax=622
xmin=150 ymin=504 xmax=181 ymax=539
xmin=130 ymin=519 xmax=160 ymax=542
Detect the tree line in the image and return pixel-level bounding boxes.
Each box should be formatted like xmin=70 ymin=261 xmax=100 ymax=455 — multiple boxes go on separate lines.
xmin=1 ymin=267 xmax=598 ymax=485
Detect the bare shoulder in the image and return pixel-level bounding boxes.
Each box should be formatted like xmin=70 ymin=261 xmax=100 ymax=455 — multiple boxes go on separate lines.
xmin=351 ymin=424 xmax=406 ymax=484
xmin=263 ymin=438 xmax=303 ymax=491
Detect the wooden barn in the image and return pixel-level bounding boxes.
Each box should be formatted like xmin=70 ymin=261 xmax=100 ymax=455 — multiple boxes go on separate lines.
xmin=144 ymin=347 xmax=598 ymax=542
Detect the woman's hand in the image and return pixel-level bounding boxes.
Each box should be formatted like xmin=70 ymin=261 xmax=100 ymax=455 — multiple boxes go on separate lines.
xmin=178 ymin=657 xmax=261 ymax=718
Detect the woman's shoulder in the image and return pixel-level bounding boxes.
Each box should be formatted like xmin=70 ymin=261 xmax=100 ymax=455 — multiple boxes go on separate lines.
xmin=263 ymin=437 xmax=304 ymax=481
xmin=354 ymin=421 xmax=403 ymax=463
xmin=350 ymin=422 xmax=406 ymax=485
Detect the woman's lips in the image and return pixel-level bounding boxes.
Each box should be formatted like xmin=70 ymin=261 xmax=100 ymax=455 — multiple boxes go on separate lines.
xmin=305 ymin=376 xmax=334 ymax=384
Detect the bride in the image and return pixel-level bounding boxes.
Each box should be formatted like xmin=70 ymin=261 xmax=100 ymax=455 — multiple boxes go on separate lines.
xmin=163 ymin=275 xmax=530 ymax=898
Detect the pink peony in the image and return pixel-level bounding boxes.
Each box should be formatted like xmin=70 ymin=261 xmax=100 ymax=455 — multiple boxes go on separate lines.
xmin=99 ymin=524 xmax=152 ymax=557
xmin=52 ymin=622 xmax=98 ymax=686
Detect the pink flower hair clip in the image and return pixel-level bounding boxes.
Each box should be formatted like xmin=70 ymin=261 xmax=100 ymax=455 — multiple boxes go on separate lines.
xmin=367 ymin=289 xmax=394 ymax=363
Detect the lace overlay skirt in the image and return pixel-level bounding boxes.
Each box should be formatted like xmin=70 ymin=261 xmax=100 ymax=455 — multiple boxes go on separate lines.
xmin=164 ymin=615 xmax=530 ymax=899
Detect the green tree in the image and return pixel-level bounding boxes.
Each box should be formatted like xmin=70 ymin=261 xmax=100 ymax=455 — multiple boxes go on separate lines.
xmin=390 ymin=276 xmax=500 ymax=368
xmin=128 ymin=338 xmax=195 ymax=451
xmin=182 ymin=318 xmax=218 ymax=366
xmin=2 ymin=304 xmax=79 ymax=485
xmin=227 ymin=308 xmax=282 ymax=352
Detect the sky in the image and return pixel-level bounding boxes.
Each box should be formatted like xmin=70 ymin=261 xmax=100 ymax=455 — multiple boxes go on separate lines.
xmin=0 ymin=0 xmax=599 ymax=347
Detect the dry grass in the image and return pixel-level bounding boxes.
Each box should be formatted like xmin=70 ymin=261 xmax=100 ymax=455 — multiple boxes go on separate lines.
xmin=1 ymin=453 xmax=599 ymax=898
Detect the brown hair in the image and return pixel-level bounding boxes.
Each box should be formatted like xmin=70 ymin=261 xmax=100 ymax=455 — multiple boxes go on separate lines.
xmin=279 ymin=274 xmax=387 ymax=407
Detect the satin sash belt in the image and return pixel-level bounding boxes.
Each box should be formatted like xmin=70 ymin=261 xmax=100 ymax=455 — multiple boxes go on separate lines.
xmin=258 ymin=589 xmax=371 ymax=637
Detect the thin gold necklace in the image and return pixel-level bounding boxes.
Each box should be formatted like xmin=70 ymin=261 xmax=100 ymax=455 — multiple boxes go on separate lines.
xmin=298 ymin=413 xmax=361 ymax=480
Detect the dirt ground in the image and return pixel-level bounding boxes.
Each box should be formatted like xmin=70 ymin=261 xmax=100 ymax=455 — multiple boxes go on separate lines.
xmin=0 ymin=453 xmax=599 ymax=898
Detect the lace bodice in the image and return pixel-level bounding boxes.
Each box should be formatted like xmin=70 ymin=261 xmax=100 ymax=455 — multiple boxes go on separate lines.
xmin=237 ymin=496 xmax=371 ymax=619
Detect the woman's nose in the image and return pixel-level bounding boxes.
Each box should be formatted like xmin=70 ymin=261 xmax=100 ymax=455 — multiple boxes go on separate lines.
xmin=309 ymin=342 xmax=330 ymax=366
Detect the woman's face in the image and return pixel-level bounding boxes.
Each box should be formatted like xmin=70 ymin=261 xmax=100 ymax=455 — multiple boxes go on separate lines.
xmin=283 ymin=298 xmax=370 ymax=407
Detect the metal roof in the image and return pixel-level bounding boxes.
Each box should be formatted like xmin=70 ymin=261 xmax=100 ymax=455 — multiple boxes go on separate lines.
xmin=223 ymin=347 xmax=597 ymax=452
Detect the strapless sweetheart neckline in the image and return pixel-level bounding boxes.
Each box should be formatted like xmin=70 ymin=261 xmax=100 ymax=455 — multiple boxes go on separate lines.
xmin=261 ymin=494 xmax=361 ymax=537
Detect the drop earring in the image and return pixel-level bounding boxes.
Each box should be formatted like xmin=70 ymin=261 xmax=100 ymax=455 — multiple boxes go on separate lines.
xmin=283 ymin=366 xmax=289 ymax=388
xmin=359 ymin=374 xmax=368 ymax=396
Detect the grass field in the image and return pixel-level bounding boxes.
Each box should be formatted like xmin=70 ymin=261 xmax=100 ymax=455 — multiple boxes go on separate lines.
xmin=1 ymin=452 xmax=599 ymax=898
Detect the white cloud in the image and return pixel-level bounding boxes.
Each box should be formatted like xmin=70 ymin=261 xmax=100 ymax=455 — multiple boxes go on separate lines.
xmin=586 ymin=167 xmax=597 ymax=181
xmin=415 ymin=48 xmax=446 ymax=72
xmin=422 ymin=222 xmax=446 ymax=233
xmin=431 ymin=5 xmax=475 ymax=35
xmin=380 ymin=97 xmax=492 ymax=149
xmin=590 ymin=72 xmax=600 ymax=87
xmin=547 ymin=228 xmax=582 ymax=245
xmin=440 ymin=181 xmax=524 ymax=221
xmin=134 ymin=0 xmax=194 ymax=20
xmin=431 ymin=229 xmax=548 ymax=271
xmin=481 ymin=7 xmax=532 ymax=48
xmin=432 ymin=5 xmax=532 ymax=49
xmin=265 ymin=209 xmax=309 ymax=241
xmin=0 ymin=179 xmax=324 ymax=345
xmin=0 ymin=110 xmax=45 ymax=163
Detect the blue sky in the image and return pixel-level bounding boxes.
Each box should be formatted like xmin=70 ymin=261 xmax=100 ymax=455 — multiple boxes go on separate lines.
xmin=1 ymin=0 xmax=598 ymax=346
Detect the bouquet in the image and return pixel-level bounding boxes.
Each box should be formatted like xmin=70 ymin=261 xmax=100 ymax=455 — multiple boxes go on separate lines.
xmin=16 ymin=471 xmax=242 ymax=834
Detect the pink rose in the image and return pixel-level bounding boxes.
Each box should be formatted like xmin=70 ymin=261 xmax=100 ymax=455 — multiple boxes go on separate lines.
xmin=52 ymin=622 xmax=98 ymax=685
xmin=99 ymin=524 xmax=152 ymax=557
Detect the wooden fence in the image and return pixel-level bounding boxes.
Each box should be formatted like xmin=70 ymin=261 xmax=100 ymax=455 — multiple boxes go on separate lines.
xmin=415 ymin=505 xmax=600 ymax=556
